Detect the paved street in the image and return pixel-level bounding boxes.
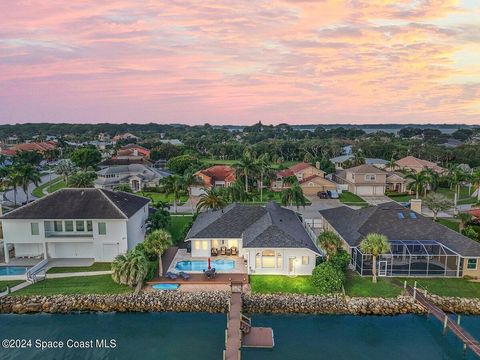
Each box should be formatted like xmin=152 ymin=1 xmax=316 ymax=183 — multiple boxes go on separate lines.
xmin=2 ymin=173 xmax=56 ymax=205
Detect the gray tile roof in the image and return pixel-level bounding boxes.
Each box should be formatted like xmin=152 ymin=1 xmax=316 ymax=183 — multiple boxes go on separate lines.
xmin=2 ymin=188 xmax=150 ymax=220
xmin=319 ymin=202 xmax=480 ymax=257
xmin=187 ymin=202 xmax=319 ymax=253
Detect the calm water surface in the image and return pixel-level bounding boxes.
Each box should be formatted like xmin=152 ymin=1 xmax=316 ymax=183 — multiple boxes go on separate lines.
xmin=0 ymin=313 xmax=479 ymax=360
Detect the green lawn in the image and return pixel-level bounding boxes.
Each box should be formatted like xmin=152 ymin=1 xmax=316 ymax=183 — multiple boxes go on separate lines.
xmin=387 ymin=194 xmax=415 ymax=202
xmin=344 ymin=273 xmax=402 ymax=298
xmin=141 ymin=191 xmax=188 ymax=205
xmin=11 ymin=275 xmax=131 ymax=296
xmin=243 ymin=190 xmax=311 ymax=206
xmin=436 ymin=218 xmax=460 ymax=232
xmin=0 ymin=280 xmax=23 ymax=293
xmin=339 ymin=191 xmax=369 ymax=207
xmin=402 ymin=278 xmax=480 ymax=298
xmin=389 ymin=186 xmax=477 ymax=205
xmin=168 ymin=215 xmax=194 ymax=244
xmin=250 ymin=275 xmax=320 ymax=295
xmin=32 ymin=177 xmax=63 ymax=198
xmin=47 ymin=180 xmax=66 ymax=193
xmin=46 ymin=262 xmax=111 ymax=274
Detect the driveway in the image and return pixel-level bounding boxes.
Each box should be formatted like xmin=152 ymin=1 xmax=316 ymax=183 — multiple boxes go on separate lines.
xmin=362 ymin=196 xmax=392 ymax=206
xmin=285 ymin=197 xmax=342 ymax=220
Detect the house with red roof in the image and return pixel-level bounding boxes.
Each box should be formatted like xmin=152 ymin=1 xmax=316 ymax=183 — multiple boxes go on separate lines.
xmin=271 ymin=162 xmax=336 ymax=196
xmin=116 ymin=144 xmax=150 ymax=159
xmin=395 ymin=156 xmax=446 ymax=174
xmin=0 ymin=141 xmax=57 ymax=156
xmin=190 ymin=165 xmax=236 ymax=196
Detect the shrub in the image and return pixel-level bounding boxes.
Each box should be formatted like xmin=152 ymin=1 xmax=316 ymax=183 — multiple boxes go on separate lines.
xmin=311 ymin=262 xmax=345 ymax=293
xmin=145 ymin=260 xmax=159 ymax=281
xmin=385 ymin=191 xmax=409 ymax=197
xmin=329 ymin=249 xmax=350 ymax=272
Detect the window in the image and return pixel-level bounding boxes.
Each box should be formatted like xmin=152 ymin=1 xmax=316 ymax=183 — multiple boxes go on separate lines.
xmin=98 ymin=222 xmax=107 ymax=235
xmin=365 ymin=174 xmax=376 ymax=181
xmin=277 ymin=253 xmax=282 ymax=268
xmin=30 ymin=223 xmax=39 ymax=236
xmin=54 ymin=221 xmax=63 ymax=232
xmin=65 ymin=221 xmax=74 ymax=232
xmin=194 ymin=241 xmax=201 ymax=250
xmin=467 ymin=259 xmax=477 ymax=270
xmin=76 ymin=221 xmax=85 ymax=232
xmin=201 ymin=241 xmax=208 ymax=250
xmin=86 ymin=221 xmax=93 ymax=232
xmin=261 ymin=250 xmax=276 ymax=268
xmin=302 ymin=256 xmax=309 ymax=265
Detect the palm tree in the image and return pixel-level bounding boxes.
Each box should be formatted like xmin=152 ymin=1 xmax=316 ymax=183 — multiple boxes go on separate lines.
xmin=111 ymin=249 xmax=149 ymax=294
xmin=280 ymin=183 xmax=306 ymax=209
xmin=2 ymin=169 xmax=22 ymax=206
xmin=424 ymin=167 xmax=439 ymax=193
xmin=55 ymin=159 xmax=77 ymax=183
xmin=226 ymin=180 xmax=249 ymax=202
xmin=359 ymin=233 xmax=390 ymax=283
xmin=196 ymin=188 xmax=227 ymax=212
xmin=143 ymin=229 xmax=173 ymax=277
xmin=67 ymin=171 xmax=96 ymax=188
xmin=317 ymin=231 xmax=341 ymax=260
xmin=234 ymin=150 xmax=258 ymax=193
xmin=161 ymin=175 xmax=185 ymax=213
xmin=471 ymin=167 xmax=480 ymax=203
xmin=19 ymin=164 xmax=41 ymax=203
xmin=386 ymin=157 xmax=397 ymax=172
xmin=183 ymin=172 xmax=204 ymax=214
xmin=351 ymin=150 xmax=365 ymax=167
xmin=406 ymin=170 xmax=428 ymax=199
xmin=255 ymin=153 xmax=271 ymax=202
xmin=448 ymin=166 xmax=467 ymax=215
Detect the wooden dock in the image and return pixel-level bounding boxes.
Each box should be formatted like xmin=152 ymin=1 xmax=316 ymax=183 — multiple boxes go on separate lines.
xmin=147 ymin=273 xmax=248 ymax=285
xmin=223 ymin=281 xmax=274 ymax=359
xmin=407 ymin=285 xmax=480 ymax=357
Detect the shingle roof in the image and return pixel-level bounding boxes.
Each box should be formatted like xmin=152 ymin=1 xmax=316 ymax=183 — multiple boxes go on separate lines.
xmin=2 ymin=188 xmax=150 ymax=220
xmin=319 ymin=202 xmax=480 ymax=257
xmin=345 ymin=164 xmax=387 ymax=174
xmin=187 ymin=202 xmax=319 ymax=253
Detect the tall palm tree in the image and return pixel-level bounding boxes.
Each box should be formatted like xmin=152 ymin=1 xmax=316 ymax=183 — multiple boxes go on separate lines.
xmin=234 ymin=150 xmax=258 ymax=193
xmin=183 ymin=172 xmax=204 ymax=214
xmin=255 ymin=153 xmax=271 ymax=202
xmin=143 ymin=229 xmax=173 ymax=277
xmin=280 ymin=183 xmax=306 ymax=209
xmin=424 ymin=167 xmax=439 ymax=194
xmin=2 ymin=169 xmax=22 ymax=206
xmin=196 ymin=188 xmax=227 ymax=212
xmin=111 ymin=249 xmax=149 ymax=294
xmin=359 ymin=233 xmax=390 ymax=283
xmin=386 ymin=157 xmax=397 ymax=172
xmin=471 ymin=167 xmax=480 ymax=203
xmin=55 ymin=159 xmax=77 ymax=183
xmin=19 ymin=164 xmax=41 ymax=202
xmin=161 ymin=175 xmax=185 ymax=213
xmin=448 ymin=166 xmax=467 ymax=215
xmin=226 ymin=180 xmax=249 ymax=202
xmin=317 ymin=231 xmax=342 ymax=260
xmin=405 ymin=170 xmax=428 ymax=199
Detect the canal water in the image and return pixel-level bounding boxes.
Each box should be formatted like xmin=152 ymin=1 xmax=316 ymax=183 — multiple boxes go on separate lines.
xmin=0 ymin=313 xmax=479 ymax=360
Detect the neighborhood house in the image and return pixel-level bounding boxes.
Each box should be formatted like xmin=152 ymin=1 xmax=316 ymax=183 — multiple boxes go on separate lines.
xmin=190 ymin=165 xmax=236 ymax=196
xmin=1 ymin=189 xmax=150 ymax=263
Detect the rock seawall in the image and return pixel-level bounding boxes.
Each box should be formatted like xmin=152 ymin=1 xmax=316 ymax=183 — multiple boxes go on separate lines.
xmin=0 ymin=292 xmax=230 ymax=314
xmin=1 ymin=292 xmax=479 ymax=315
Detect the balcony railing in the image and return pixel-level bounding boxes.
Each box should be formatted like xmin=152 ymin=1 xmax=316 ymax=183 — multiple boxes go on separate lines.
xmin=45 ymin=231 xmax=93 ymax=238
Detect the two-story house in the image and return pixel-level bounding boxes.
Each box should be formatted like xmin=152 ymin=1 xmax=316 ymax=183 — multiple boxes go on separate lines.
xmin=1 ymin=189 xmax=150 ymax=263
xmin=190 ymin=165 xmax=236 ymax=196
xmin=271 ymin=162 xmax=336 ymax=196
xmin=333 ymin=164 xmax=407 ymax=196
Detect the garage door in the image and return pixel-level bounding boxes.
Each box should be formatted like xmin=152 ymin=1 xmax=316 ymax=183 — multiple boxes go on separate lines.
xmin=53 ymin=242 xmax=94 ymax=258
xmin=102 ymin=244 xmax=120 ymax=261
xmin=356 ymin=186 xmax=374 ymax=196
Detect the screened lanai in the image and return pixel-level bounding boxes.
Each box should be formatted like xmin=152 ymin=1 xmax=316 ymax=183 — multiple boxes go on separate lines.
xmin=352 ymin=240 xmax=462 ymax=277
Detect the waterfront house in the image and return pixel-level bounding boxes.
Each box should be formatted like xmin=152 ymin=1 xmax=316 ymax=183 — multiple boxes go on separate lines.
xmin=185 ymin=202 xmax=320 ymax=275
xmin=333 ymin=164 xmax=407 ymax=196
xmin=190 ymin=165 xmax=236 ymax=196
xmin=271 ymin=162 xmax=336 ymax=196
xmin=319 ymin=202 xmax=480 ymax=278
xmin=1 ymin=189 xmax=150 ymax=263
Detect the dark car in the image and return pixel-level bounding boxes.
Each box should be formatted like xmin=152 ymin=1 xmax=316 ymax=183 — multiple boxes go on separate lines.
xmin=317 ymin=191 xmax=329 ymax=199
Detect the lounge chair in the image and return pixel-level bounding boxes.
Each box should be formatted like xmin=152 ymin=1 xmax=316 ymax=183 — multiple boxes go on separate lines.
xmin=231 ymin=247 xmax=238 ymax=256
xmin=220 ymin=246 xmax=227 ymax=256
xmin=178 ymin=271 xmax=190 ymax=280
xmin=226 ymin=248 xmax=232 ymax=256
xmin=165 ymin=272 xmax=178 ymax=280
xmin=211 ymin=248 xmax=218 ymax=256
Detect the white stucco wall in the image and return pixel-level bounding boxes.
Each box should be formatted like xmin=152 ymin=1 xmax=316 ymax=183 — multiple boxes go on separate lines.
xmin=242 ymin=248 xmax=317 ymax=275
xmin=189 ymin=238 xmax=242 ymax=257
xmin=126 ymin=205 xmax=149 ymax=249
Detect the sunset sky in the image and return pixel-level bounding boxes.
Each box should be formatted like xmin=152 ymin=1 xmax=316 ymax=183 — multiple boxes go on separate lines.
xmin=1 ymin=0 xmax=479 ymax=125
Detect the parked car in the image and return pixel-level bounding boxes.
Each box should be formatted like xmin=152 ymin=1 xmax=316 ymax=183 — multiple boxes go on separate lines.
xmin=329 ymin=190 xmax=339 ymax=199
xmin=317 ymin=191 xmax=329 ymax=199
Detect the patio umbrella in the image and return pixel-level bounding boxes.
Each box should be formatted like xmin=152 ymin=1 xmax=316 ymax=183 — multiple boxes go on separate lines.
xmin=208 ymin=257 xmax=211 ymax=270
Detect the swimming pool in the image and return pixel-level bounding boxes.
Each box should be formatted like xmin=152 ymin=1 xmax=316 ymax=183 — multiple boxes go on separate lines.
xmin=175 ymin=259 xmax=235 ymax=272
xmin=0 ymin=266 xmax=29 ymax=276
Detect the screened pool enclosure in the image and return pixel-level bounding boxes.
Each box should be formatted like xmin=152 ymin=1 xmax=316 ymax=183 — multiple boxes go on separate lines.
xmin=352 ymin=240 xmax=463 ymax=277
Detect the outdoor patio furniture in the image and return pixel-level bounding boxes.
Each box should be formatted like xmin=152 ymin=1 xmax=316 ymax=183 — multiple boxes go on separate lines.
xmin=226 ymin=248 xmax=232 ymax=256
xmin=211 ymin=248 xmax=218 ymax=256
xmin=165 ymin=272 xmax=178 ymax=280
xmin=231 ymin=247 xmax=238 ymax=256
xmin=220 ymin=246 xmax=227 ymax=256
xmin=203 ymin=268 xmax=217 ymax=279
xmin=178 ymin=271 xmax=190 ymax=280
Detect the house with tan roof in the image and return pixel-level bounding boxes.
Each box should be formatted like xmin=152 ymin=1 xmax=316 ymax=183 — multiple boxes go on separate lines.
xmin=190 ymin=165 xmax=236 ymax=196
xmin=333 ymin=164 xmax=407 ymax=196
xmin=271 ymin=162 xmax=336 ymax=196
xmin=395 ymin=156 xmax=446 ymax=174
xmin=1 ymin=141 xmax=57 ymax=156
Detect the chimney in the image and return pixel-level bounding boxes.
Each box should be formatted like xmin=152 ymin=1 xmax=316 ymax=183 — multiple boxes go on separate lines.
xmin=410 ymin=199 xmax=422 ymax=214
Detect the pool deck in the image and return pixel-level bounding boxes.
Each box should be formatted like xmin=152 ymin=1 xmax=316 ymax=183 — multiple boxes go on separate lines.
xmin=147 ymin=272 xmax=249 ymax=285
xmin=165 ymin=249 xmax=247 ymax=274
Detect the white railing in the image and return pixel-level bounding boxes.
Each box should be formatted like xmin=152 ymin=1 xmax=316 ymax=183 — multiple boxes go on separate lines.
xmin=26 ymin=258 xmax=49 ymax=283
